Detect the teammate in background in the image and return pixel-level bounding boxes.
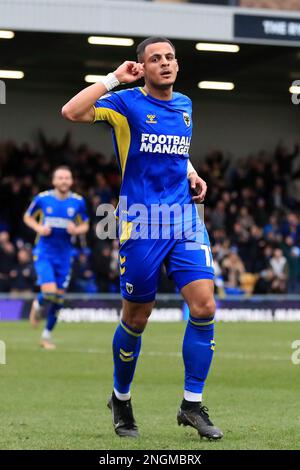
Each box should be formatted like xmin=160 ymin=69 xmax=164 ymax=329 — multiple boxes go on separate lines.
xmin=62 ymin=37 xmax=223 ymax=440
xmin=23 ymin=166 xmax=89 ymax=349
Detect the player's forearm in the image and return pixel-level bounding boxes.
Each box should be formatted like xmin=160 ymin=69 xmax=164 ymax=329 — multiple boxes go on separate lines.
xmin=62 ymin=62 xmax=144 ymax=123
xmin=75 ymin=221 xmax=89 ymax=235
xmin=61 ymin=81 xmax=108 ymax=122
xmin=187 ymin=160 xmax=197 ymax=177
xmin=23 ymin=214 xmax=41 ymax=233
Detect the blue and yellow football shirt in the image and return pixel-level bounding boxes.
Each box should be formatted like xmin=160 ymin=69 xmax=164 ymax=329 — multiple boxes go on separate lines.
xmin=25 ymin=190 xmax=88 ymax=256
xmin=94 ymin=87 xmax=194 ymax=216
xmin=94 ymin=87 xmax=213 ymax=301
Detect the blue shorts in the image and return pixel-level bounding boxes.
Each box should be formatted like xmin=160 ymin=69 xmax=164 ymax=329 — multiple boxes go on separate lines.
xmin=33 ymin=253 xmax=72 ymax=290
xmin=119 ymin=221 xmax=214 ymax=303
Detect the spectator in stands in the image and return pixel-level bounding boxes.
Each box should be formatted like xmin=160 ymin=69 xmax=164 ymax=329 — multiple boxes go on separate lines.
xmin=210 ymin=200 xmax=226 ymax=230
xmin=220 ymin=249 xmax=246 ymax=293
xmin=253 ymin=245 xmax=274 ymax=294
xmin=92 ymin=243 xmax=112 ymax=292
xmin=0 ymin=231 xmax=9 ymax=244
xmin=253 ymin=198 xmax=269 ymax=228
xmin=281 ymin=236 xmax=300 ymax=294
xmin=281 ymin=213 xmax=300 ymax=245
xmin=263 ymin=214 xmax=281 ymax=241
xmin=275 ymin=142 xmax=299 ymax=177
xmin=269 ymin=184 xmax=285 ymax=212
xmin=0 ymin=237 xmax=16 ymax=292
xmin=269 ymin=248 xmax=288 ymax=293
xmin=9 ymin=248 xmax=35 ymax=293
xmin=95 ymin=173 xmax=113 ymax=204
xmin=244 ymin=225 xmax=266 ymax=273
xmin=70 ymin=251 xmax=98 ymax=293
xmin=238 ymin=206 xmax=255 ymax=232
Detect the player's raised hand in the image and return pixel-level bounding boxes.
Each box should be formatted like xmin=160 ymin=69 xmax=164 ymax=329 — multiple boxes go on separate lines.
xmin=38 ymin=225 xmax=52 ymax=236
xmin=189 ymin=173 xmax=207 ymax=202
xmin=114 ymin=61 xmax=144 ymax=84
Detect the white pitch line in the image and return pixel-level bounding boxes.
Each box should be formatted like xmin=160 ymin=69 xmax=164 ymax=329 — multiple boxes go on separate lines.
xmin=5 ymin=340 xmax=290 ymax=361
xmin=52 ymin=347 xmax=290 ymax=362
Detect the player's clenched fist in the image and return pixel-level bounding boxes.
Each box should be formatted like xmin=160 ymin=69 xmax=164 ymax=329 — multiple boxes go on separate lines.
xmin=114 ymin=61 xmax=144 ymax=84
xmin=38 ymin=225 xmax=52 ymax=236
xmin=67 ymin=222 xmax=78 ymax=236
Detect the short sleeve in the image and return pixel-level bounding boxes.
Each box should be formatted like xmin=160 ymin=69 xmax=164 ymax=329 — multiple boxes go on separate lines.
xmin=93 ymin=91 xmax=128 ymax=126
xmin=76 ymin=198 xmax=89 ymax=223
xmin=25 ymin=195 xmax=41 ymax=217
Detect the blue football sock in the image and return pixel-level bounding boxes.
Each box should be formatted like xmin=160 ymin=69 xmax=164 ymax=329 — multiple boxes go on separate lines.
xmin=45 ymin=294 xmax=64 ymax=332
xmin=37 ymin=292 xmax=57 ymax=307
xmin=37 ymin=292 xmax=44 ymax=306
xmin=182 ymin=315 xmax=215 ymax=399
xmin=112 ymin=320 xmax=142 ymax=396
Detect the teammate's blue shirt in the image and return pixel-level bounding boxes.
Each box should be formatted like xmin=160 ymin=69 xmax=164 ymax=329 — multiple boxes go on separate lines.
xmin=94 ymin=86 xmax=208 ymax=244
xmin=25 ymin=190 xmax=89 ymax=257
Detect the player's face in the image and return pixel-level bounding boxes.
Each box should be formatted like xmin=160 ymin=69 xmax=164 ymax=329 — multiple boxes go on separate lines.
xmin=52 ymin=169 xmax=73 ymax=194
xmin=142 ymin=42 xmax=178 ymax=89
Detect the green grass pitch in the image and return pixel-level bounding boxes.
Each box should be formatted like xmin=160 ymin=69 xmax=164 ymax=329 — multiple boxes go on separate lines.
xmin=0 ymin=321 xmax=299 ymax=450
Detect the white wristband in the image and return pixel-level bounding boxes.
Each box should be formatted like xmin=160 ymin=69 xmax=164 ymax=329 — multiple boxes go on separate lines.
xmin=187 ymin=160 xmax=196 ymax=176
xmin=101 ymin=73 xmax=120 ymax=92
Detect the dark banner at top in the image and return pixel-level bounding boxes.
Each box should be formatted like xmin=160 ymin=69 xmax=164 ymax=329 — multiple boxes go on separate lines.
xmin=234 ymin=13 xmax=300 ymax=42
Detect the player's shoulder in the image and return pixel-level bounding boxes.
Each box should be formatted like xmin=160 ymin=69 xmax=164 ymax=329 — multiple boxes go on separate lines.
xmin=37 ymin=190 xmax=52 ymax=198
xmin=109 ymin=87 xmax=140 ymax=103
xmin=96 ymin=88 xmax=136 ymax=115
xmin=99 ymin=87 xmax=135 ymax=101
xmin=173 ymin=91 xmax=192 ymax=105
xmin=117 ymin=87 xmax=140 ymax=97
xmin=70 ymin=191 xmax=84 ymax=201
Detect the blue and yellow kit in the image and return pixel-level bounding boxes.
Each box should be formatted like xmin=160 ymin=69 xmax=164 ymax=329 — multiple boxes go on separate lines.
xmin=94 ymin=87 xmax=214 ymax=301
xmin=25 ymin=190 xmax=88 ymax=289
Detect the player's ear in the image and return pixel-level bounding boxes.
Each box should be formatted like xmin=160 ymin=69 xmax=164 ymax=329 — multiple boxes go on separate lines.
xmin=175 ymin=59 xmax=179 ymax=72
xmin=138 ymin=62 xmax=145 ymax=79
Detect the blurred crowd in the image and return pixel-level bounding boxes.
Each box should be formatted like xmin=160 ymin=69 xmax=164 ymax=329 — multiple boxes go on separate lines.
xmin=1 ymin=132 xmax=300 ymax=296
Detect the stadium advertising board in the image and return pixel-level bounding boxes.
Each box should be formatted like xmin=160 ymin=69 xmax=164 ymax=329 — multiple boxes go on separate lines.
xmin=3 ymin=297 xmax=300 ymax=322
xmin=234 ymin=14 xmax=300 ymax=42
xmin=0 ymin=300 xmax=23 ymax=321
xmin=57 ymin=299 xmax=300 ymax=322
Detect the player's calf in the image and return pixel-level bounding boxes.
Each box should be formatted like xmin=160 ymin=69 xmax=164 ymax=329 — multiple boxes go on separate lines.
xmin=29 ymin=298 xmax=43 ymax=328
xmin=40 ymin=293 xmax=64 ymax=349
xmin=29 ymin=292 xmax=56 ymax=328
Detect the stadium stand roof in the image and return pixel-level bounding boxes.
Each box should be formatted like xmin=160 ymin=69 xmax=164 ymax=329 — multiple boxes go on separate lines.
xmin=1 ymin=0 xmax=300 ymax=45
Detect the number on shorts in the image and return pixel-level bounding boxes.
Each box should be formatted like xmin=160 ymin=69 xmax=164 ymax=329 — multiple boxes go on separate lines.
xmin=200 ymin=245 xmax=214 ymax=268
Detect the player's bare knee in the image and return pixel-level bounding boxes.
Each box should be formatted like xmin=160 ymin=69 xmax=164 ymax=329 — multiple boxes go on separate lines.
xmin=122 ymin=300 xmax=153 ymax=330
xmin=189 ymin=298 xmax=216 ymax=319
xmin=41 ymin=283 xmax=57 ymax=295
xmin=123 ymin=307 xmax=152 ymax=331
xmin=123 ymin=312 xmax=149 ymax=331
